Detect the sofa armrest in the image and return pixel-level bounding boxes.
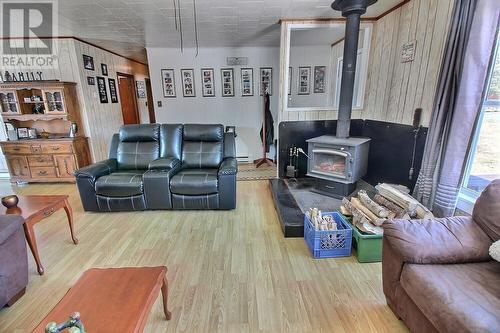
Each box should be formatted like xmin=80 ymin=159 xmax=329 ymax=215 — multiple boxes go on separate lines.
xmin=218 ymin=157 xmax=237 ymax=176
xmin=0 ymin=215 xmax=25 ymax=245
xmin=148 ymin=157 xmax=180 ymax=170
xmin=74 ymin=158 xmax=117 ymax=182
xmin=383 ymin=216 xmax=492 ymax=265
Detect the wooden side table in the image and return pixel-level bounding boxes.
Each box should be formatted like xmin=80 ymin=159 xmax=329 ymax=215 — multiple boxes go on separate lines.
xmin=1 ymin=195 xmax=78 ymax=275
xmin=31 ymin=267 xmax=172 ymax=333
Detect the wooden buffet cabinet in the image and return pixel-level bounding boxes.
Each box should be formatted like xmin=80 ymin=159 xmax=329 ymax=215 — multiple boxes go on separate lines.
xmin=0 ymin=81 xmax=91 ymax=183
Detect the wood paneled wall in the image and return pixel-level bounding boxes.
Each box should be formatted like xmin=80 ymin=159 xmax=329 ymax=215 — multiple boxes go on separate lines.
xmin=363 ymin=0 xmax=455 ymax=126
xmin=0 ymin=38 xmax=150 ymax=164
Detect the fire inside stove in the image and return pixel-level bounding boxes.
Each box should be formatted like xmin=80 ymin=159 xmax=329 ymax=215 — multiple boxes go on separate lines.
xmin=312 ymin=151 xmax=347 ymax=176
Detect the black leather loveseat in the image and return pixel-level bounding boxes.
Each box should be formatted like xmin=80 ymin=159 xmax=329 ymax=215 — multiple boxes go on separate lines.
xmin=74 ymin=124 xmax=237 ymax=211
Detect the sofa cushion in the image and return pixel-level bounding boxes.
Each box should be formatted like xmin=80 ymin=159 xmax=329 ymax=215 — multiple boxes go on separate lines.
xmin=400 ymin=262 xmax=500 ymax=333
xmin=182 ymin=141 xmax=223 ymax=168
xmin=473 ymin=179 xmax=500 ymax=241
xmin=183 ymin=124 xmax=223 ymax=142
xmin=0 ymin=215 xmax=25 ymax=245
xmin=170 ymin=169 xmax=218 ymax=195
xmin=95 ymin=171 xmax=144 ymax=197
xmin=117 ymin=124 xmax=160 ymax=170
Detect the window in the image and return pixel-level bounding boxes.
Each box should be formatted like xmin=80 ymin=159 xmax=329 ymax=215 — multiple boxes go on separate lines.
xmin=459 ymin=33 xmax=500 ymax=211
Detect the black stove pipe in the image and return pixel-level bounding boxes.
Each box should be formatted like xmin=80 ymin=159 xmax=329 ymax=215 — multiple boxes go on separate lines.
xmin=331 ymin=0 xmax=377 ymax=138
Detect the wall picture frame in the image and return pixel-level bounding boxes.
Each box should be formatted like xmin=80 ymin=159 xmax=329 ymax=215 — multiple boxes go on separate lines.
xmin=136 ymin=81 xmax=146 ymax=99
xmin=161 ymin=69 xmax=176 ymax=98
xmin=201 ymin=68 xmax=215 ymax=97
xmin=87 ymin=76 xmax=95 ymax=85
xmin=260 ymin=67 xmax=272 ymax=95
xmin=83 ymin=54 xmax=94 ymax=70
xmin=96 ymin=76 xmax=108 ymax=103
xmin=298 ymin=66 xmax=311 ymax=95
xmin=314 ymin=65 xmax=326 ymax=93
xmin=221 ymin=68 xmax=234 ymax=97
xmin=108 ymin=78 xmax=118 ymax=103
xmin=240 ymin=68 xmax=254 ymax=97
xmin=181 ymin=69 xmax=196 ymax=97
xmin=101 ymin=63 xmax=108 ymax=76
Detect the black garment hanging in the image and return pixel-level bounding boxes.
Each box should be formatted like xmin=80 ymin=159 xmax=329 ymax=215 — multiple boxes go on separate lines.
xmin=259 ymin=92 xmax=274 ymax=153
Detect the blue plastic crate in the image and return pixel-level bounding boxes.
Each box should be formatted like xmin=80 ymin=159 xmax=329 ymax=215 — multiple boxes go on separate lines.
xmin=304 ymin=211 xmax=352 ymax=259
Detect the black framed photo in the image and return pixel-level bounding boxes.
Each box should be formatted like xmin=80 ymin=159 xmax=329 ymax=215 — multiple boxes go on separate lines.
xmin=240 ymin=68 xmax=254 ymax=96
xmin=201 ymin=68 xmax=215 ymax=97
xmin=221 ymin=68 xmax=234 ymax=97
xmin=87 ymin=76 xmax=95 ymax=85
xmin=298 ymin=66 xmax=311 ymax=95
xmin=101 ymin=63 xmax=108 ymax=76
xmin=260 ymin=67 xmax=272 ymax=95
xmin=17 ymin=127 xmax=29 ymax=139
xmin=314 ymin=65 xmax=326 ymax=93
xmin=181 ymin=69 xmax=196 ymax=97
xmin=108 ymin=78 xmax=118 ymax=103
xmin=96 ymin=76 xmax=108 ymax=103
xmin=161 ymin=69 xmax=176 ymax=98
xmin=83 ymin=54 xmax=94 ymax=70
xmin=136 ymin=81 xmax=146 ymax=99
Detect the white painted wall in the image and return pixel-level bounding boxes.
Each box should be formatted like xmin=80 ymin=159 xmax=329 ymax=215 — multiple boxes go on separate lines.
xmin=146 ymin=47 xmax=280 ymax=161
xmin=288 ymin=45 xmax=332 ymax=108
xmin=0 ymin=38 xmax=150 ymax=166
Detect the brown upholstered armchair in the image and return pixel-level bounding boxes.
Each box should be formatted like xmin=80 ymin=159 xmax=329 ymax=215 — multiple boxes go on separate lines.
xmin=382 ymin=180 xmax=500 ymax=333
xmin=0 ymin=215 xmax=28 ymax=308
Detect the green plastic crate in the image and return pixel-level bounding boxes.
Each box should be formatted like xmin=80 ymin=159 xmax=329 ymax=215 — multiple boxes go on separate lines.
xmin=342 ymin=215 xmax=383 ymax=263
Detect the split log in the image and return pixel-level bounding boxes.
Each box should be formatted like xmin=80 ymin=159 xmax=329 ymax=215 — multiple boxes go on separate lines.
xmin=373 ymin=194 xmax=408 ymax=219
xmin=342 ymin=198 xmax=383 ymax=235
xmin=351 ymin=197 xmax=386 ymax=226
xmin=375 ymin=183 xmax=418 ymax=215
xmin=358 ymin=190 xmax=390 ymax=218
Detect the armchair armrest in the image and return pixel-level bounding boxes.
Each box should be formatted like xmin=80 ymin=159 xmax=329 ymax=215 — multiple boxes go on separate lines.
xmin=383 ymin=216 xmax=492 ymax=265
xmin=73 ymin=158 xmax=117 ymax=182
xmin=148 ymin=157 xmax=180 ymax=170
xmin=218 ymin=157 xmax=237 ymax=176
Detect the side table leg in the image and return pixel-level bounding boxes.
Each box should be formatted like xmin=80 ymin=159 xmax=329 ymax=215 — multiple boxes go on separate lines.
xmin=23 ymin=223 xmax=44 ymax=275
xmin=63 ymin=198 xmax=78 ymax=245
xmin=161 ymin=276 xmax=172 ymax=320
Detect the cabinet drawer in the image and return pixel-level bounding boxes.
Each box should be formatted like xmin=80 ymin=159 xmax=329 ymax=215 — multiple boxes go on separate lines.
xmin=30 ymin=166 xmax=57 ymax=178
xmin=2 ymin=144 xmax=32 ymax=155
xmin=28 ymin=155 xmax=54 ymax=167
xmin=31 ymin=145 xmax=42 ymax=154
xmin=41 ymin=143 xmax=73 ymax=154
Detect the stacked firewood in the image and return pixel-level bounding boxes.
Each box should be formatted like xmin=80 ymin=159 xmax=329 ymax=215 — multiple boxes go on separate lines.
xmin=341 ymin=183 xmax=434 ymax=235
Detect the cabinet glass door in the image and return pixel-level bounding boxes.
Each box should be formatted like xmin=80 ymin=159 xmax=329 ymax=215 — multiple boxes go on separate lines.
xmin=44 ymin=90 xmax=65 ymax=113
xmin=0 ymin=91 xmax=19 ymax=113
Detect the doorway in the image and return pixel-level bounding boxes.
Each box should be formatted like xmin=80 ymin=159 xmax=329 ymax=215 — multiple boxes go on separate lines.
xmin=145 ymin=78 xmax=156 ymax=123
xmin=117 ymin=72 xmax=140 ymax=124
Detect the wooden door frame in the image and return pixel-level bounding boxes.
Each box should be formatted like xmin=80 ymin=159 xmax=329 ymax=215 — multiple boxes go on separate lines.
xmin=144 ymin=78 xmax=156 ymax=123
xmin=116 ymin=72 xmax=140 ymax=124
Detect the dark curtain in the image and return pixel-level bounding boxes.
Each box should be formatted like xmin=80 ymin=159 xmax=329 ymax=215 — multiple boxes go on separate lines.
xmin=414 ymin=0 xmax=499 ymax=216
xmin=260 ymin=92 xmax=274 ymax=153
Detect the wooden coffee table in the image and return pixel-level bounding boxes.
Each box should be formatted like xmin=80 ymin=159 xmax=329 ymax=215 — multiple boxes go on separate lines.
xmin=31 ymin=267 xmax=172 ymax=333
xmin=1 ymin=195 xmax=78 ymax=275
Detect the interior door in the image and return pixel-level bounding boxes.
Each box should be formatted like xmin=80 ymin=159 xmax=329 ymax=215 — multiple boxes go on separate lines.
xmin=117 ymin=73 xmax=140 ymax=125
xmin=145 ymin=78 xmax=156 ymax=123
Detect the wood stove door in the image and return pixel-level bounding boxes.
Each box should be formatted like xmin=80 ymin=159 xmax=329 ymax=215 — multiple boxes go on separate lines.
xmin=310 ymin=149 xmax=351 ymax=180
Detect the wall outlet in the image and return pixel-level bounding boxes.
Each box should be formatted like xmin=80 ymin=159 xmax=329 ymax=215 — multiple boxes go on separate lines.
xmin=157 ymin=101 xmax=162 ymax=107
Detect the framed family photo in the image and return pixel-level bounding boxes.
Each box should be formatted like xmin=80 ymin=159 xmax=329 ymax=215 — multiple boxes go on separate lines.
xmin=221 ymin=68 xmax=234 ymax=97
xmin=161 ymin=69 xmax=176 ymax=98
xmin=240 ymin=68 xmax=254 ymax=96
xmin=201 ymin=68 xmax=215 ymax=97
xmin=260 ymin=67 xmax=272 ymax=95
xmin=96 ymin=76 xmax=108 ymax=103
xmin=298 ymin=66 xmax=311 ymax=95
xmin=108 ymin=78 xmax=118 ymax=103
xmin=181 ymin=69 xmax=196 ymax=97
xmin=83 ymin=54 xmax=94 ymax=70
xmin=314 ymin=66 xmax=326 ymax=93
xmin=101 ymin=63 xmax=108 ymax=76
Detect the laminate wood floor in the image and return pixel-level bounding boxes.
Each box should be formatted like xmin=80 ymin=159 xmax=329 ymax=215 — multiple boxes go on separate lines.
xmin=0 ymin=180 xmax=408 ymax=333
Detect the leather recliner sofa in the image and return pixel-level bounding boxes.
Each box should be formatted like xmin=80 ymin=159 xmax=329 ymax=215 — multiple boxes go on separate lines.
xmin=74 ymin=123 xmax=237 ymax=211
xmin=382 ymin=179 xmax=500 ymax=333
